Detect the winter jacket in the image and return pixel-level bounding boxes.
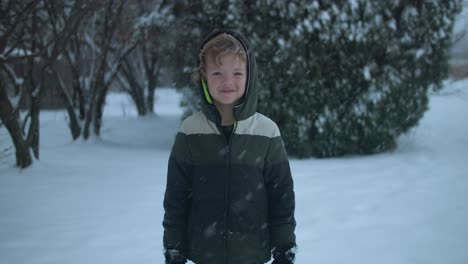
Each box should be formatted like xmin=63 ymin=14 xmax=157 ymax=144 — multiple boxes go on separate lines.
xmin=163 ymin=29 xmax=296 ymax=264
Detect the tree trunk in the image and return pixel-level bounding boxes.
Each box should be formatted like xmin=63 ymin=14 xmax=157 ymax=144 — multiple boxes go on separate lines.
xmin=131 ymin=84 xmax=147 ymax=116
xmin=83 ymin=84 xmax=98 ymax=139
xmin=71 ymin=68 xmax=86 ymax=120
xmin=84 ymin=55 xmax=106 ymax=140
xmin=93 ymin=84 xmax=110 ymax=136
xmin=26 ymin=74 xmax=44 ymax=159
xmin=127 ymin=83 xmax=147 ymax=116
xmin=82 ymin=95 xmax=94 ymax=140
xmin=145 ymin=65 xmax=160 ymax=114
xmin=147 ymin=86 xmax=155 ymax=114
xmin=27 ymin=93 xmax=40 ymax=159
xmin=135 ymin=91 xmax=147 ymax=116
xmin=64 ymin=97 xmax=82 ymax=140
xmin=0 ymin=80 xmax=32 ymax=168
xmin=53 ymin=69 xmax=81 ymax=139
xmin=121 ymin=58 xmax=147 ymax=116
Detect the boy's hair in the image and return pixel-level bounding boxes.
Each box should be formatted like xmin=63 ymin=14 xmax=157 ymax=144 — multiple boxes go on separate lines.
xmin=192 ymin=33 xmax=247 ymax=83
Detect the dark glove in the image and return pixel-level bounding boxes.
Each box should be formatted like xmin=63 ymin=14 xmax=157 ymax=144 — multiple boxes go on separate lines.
xmin=272 ymin=244 xmax=296 ymax=264
xmin=164 ymin=248 xmax=187 ymax=264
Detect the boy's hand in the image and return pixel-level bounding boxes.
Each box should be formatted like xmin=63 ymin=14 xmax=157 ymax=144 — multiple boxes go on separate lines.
xmin=164 ymin=248 xmax=187 ymax=264
xmin=272 ymin=244 xmax=296 ymax=264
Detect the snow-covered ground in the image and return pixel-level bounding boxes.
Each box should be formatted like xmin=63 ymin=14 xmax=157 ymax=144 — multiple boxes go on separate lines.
xmin=1 ymin=81 xmax=467 ymax=264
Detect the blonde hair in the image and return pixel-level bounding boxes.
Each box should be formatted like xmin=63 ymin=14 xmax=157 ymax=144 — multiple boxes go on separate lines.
xmin=192 ymin=33 xmax=247 ymax=83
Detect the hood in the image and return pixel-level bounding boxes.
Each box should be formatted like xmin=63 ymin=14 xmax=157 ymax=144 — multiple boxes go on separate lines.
xmin=198 ymin=29 xmax=258 ymax=124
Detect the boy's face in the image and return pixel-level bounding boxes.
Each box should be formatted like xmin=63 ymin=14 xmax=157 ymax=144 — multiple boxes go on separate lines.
xmin=205 ymin=53 xmax=247 ymax=108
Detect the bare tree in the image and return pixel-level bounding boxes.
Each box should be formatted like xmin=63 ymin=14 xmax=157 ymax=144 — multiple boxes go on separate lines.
xmin=0 ymin=0 xmax=43 ymax=168
xmin=117 ymin=0 xmax=174 ymax=116
xmin=53 ymin=0 xmax=137 ymax=140
xmin=0 ymin=0 xmax=91 ymax=168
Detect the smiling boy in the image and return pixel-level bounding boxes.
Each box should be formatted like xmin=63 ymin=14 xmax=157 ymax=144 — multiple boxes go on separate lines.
xmin=163 ymin=29 xmax=297 ymax=264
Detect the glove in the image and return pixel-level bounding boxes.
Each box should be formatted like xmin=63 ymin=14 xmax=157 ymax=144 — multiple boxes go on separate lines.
xmin=271 ymin=244 xmax=297 ymax=264
xmin=164 ymin=248 xmax=187 ymax=264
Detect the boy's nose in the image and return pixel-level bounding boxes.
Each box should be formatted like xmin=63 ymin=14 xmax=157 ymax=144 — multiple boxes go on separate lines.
xmin=222 ymin=75 xmax=234 ymax=85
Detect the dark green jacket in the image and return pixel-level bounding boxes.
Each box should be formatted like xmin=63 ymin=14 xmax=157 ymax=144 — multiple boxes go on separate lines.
xmin=163 ymin=29 xmax=296 ymax=264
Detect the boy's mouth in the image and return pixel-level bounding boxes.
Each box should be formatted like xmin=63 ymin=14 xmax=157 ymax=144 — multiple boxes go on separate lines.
xmin=220 ymin=89 xmax=235 ymax=93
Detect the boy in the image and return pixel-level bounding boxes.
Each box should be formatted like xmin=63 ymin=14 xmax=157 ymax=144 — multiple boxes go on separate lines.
xmin=163 ymin=29 xmax=296 ymax=264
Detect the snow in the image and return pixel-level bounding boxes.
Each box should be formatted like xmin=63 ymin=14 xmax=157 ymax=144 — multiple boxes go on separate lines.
xmin=320 ymin=11 xmax=331 ymax=22
xmin=9 ymin=94 xmax=22 ymax=109
xmin=1 ymin=80 xmax=468 ymax=263
xmin=277 ymin=37 xmax=286 ymax=47
xmin=415 ymin=49 xmax=425 ymax=59
xmin=134 ymin=5 xmax=174 ymax=30
xmin=136 ymin=10 xmax=162 ymax=27
xmin=349 ymin=0 xmax=358 ymax=11
xmin=363 ymin=66 xmax=371 ymax=80
xmin=303 ymin=19 xmax=313 ymax=33
xmin=8 ymin=48 xmax=33 ymax=57
xmin=15 ymin=78 xmax=24 ymax=86
xmin=388 ymin=19 xmax=397 ymax=31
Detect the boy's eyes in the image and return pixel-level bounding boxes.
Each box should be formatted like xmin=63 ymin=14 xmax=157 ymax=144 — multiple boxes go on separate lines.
xmin=210 ymin=72 xmax=245 ymax=76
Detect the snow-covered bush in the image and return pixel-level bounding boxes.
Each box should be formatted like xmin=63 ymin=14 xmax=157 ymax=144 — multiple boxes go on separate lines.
xmin=178 ymin=0 xmax=461 ymax=157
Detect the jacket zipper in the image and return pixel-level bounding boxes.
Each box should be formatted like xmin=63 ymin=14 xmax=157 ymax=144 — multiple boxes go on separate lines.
xmin=222 ymin=120 xmax=236 ymax=264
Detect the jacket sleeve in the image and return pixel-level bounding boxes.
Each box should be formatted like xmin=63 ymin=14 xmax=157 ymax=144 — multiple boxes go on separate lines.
xmin=163 ymin=132 xmax=193 ymax=256
xmin=264 ymin=124 xmax=296 ymax=250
